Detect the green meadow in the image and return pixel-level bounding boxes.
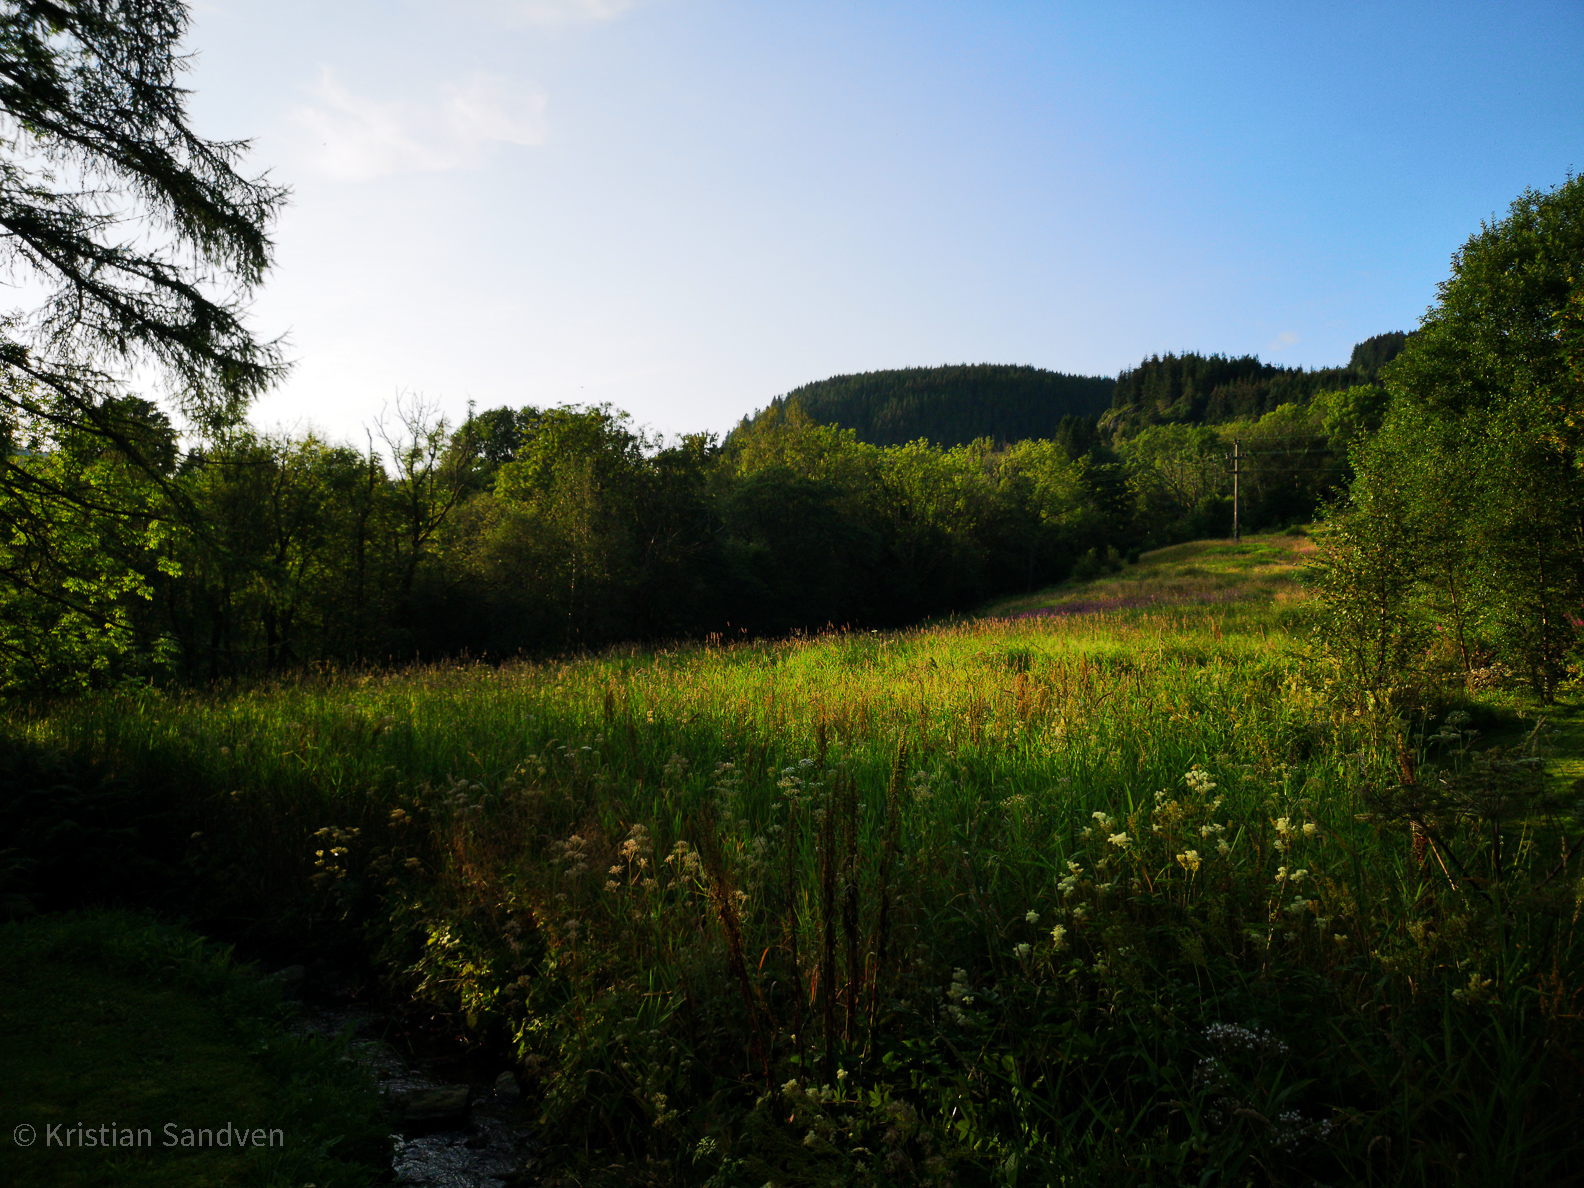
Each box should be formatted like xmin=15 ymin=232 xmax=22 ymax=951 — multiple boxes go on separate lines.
xmin=9 ymin=534 xmax=1582 ymax=1185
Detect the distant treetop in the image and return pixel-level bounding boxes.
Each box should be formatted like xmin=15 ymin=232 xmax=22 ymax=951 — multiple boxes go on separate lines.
xmin=1348 ymin=331 xmax=1413 ymax=380
xmin=741 ymin=364 xmax=1115 ymax=448
xmin=1103 ymin=333 xmax=1409 ymax=433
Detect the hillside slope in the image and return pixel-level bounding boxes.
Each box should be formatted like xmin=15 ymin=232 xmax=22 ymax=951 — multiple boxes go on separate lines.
xmin=982 ymin=533 xmax=1314 ymax=622
xmin=749 ymin=363 xmax=1115 ymax=447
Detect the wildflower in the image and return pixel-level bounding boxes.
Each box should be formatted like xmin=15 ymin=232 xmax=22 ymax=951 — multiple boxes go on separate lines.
xmin=1216 ymin=838 xmax=1231 ymax=855
xmin=1072 ymin=905 xmax=1088 ymax=920
xmin=1452 ymin=972 xmax=1495 ymax=1004
xmin=1025 ymin=909 xmax=1040 ymax=924
xmin=665 ymin=840 xmax=703 ymax=877
xmin=1066 ymin=860 xmax=1084 ymax=875
xmin=947 ymin=969 xmax=973 ymax=1004
xmin=782 ymin=1079 xmax=801 ymax=1097
xmin=1185 ymin=767 xmax=1217 ymax=794
xmin=1302 ymin=822 xmax=1320 ymax=838
xmin=945 ymin=968 xmax=977 ymax=1026
xmin=1274 ymin=817 xmax=1293 ymax=837
xmin=604 ymin=880 xmax=620 ymax=892
xmin=1108 ymin=832 xmax=1131 ymax=849
xmin=1091 ymin=810 xmax=1116 ymax=831
xmin=619 ymin=824 xmax=653 ymax=862
xmin=1275 ymin=866 xmax=1288 ymax=882
xmin=1203 ymin=1023 xmax=1288 ymax=1056
xmin=1050 ymin=924 xmax=1068 ymax=950
xmin=1014 ymin=943 xmax=1032 ymax=959
xmin=609 ymin=864 xmax=623 ymax=876
xmin=1058 ymin=874 xmax=1079 ymax=895
xmin=1290 ymin=868 xmax=1308 ymax=883
xmin=1177 ymin=849 xmax=1202 ymax=873
xmin=1200 ymin=822 xmax=1226 ymax=838
xmin=1332 ymin=933 xmax=1348 ymax=944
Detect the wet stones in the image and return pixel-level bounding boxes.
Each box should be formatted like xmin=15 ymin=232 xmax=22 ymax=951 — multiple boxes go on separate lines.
xmin=390 ymin=1084 xmax=472 ymax=1133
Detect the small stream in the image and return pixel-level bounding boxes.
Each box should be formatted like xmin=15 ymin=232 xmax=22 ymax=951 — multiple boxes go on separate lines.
xmin=289 ymin=984 xmax=539 ymax=1187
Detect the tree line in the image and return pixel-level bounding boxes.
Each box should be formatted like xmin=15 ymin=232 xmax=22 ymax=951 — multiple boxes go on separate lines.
xmin=1311 ymin=176 xmax=1584 ymax=705
xmin=0 ymin=367 xmax=1378 ymax=689
xmin=747 ymin=344 xmax=1410 ymax=452
xmin=1103 ymin=333 xmax=1409 ymax=433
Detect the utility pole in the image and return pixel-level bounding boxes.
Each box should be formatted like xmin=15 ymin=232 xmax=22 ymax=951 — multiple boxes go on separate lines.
xmin=1232 ymin=440 xmax=1240 ymax=541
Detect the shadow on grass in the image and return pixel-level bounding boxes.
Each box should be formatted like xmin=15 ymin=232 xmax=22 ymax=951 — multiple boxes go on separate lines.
xmin=0 ymin=910 xmax=390 ymax=1188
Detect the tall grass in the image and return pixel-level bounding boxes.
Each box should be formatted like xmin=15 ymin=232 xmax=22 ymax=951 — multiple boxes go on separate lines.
xmin=11 ymin=539 xmax=1583 ymax=1185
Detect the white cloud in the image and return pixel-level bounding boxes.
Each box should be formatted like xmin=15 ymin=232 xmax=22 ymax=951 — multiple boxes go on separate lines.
xmin=291 ymin=70 xmax=547 ymax=181
xmin=1269 ymin=330 xmax=1300 ymax=351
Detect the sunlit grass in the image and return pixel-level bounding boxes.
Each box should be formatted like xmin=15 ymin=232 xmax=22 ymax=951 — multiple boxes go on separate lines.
xmin=982 ymin=533 xmax=1315 ymax=619
xmin=9 ymin=534 xmax=1581 ymax=1185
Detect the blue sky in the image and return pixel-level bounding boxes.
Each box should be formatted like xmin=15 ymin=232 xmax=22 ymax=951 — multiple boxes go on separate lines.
xmin=183 ymin=0 xmax=1584 ymax=442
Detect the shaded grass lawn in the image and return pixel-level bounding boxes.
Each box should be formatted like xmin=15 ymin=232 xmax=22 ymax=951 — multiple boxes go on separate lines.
xmin=0 ymin=912 xmax=389 ymax=1188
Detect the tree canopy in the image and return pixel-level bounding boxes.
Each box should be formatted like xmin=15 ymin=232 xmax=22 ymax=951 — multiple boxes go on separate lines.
xmin=1105 ymin=352 xmax=1374 ymax=432
xmin=1 ymin=0 xmax=286 ymax=428
xmin=1314 ymin=175 xmax=1584 ymax=702
xmin=0 ymin=0 xmax=285 ymax=679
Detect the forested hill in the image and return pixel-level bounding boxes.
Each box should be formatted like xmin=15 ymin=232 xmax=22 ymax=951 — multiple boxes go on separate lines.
xmin=1105 ymin=331 xmax=1411 ymax=431
xmin=748 ymin=364 xmax=1116 ymax=447
xmin=747 ymin=335 xmax=1409 ymax=447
